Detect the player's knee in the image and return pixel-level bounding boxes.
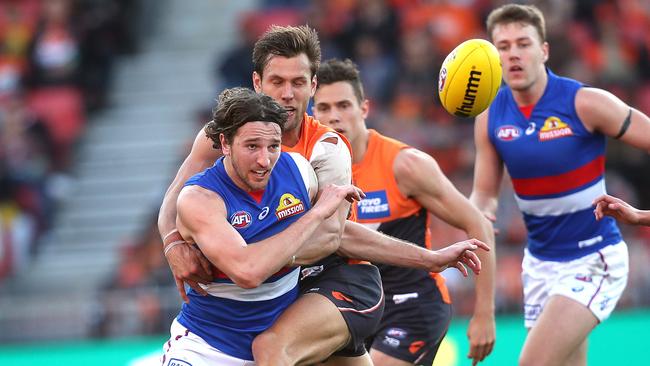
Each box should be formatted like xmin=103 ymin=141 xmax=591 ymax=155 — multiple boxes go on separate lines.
xmin=252 ymin=331 xmax=291 ymax=366
xmin=519 ymin=352 xmax=548 ymax=366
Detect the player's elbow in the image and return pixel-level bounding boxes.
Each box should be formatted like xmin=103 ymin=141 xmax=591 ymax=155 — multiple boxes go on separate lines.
xmin=229 ymin=267 xmax=265 ymax=289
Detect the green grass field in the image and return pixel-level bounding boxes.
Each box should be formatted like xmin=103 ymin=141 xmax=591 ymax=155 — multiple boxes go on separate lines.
xmin=1 ymin=309 xmax=647 ymax=365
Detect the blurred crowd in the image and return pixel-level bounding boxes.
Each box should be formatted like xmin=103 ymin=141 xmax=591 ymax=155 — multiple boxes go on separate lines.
xmin=3 ymin=0 xmax=650 ymax=338
xmin=0 ymin=0 xmax=142 ymax=282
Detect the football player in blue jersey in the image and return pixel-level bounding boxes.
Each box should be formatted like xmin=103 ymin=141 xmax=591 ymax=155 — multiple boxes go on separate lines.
xmin=471 ymin=4 xmax=650 ymax=366
xmin=163 ymin=87 xmax=363 ymax=366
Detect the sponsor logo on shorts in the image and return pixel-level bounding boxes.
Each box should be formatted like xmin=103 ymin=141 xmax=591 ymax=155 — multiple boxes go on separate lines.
xmin=599 ymin=296 xmax=612 ymax=311
xmin=357 ymin=191 xmax=390 ymax=220
xmin=387 ymin=328 xmax=408 ymax=339
xmin=524 ymin=303 xmax=542 ymax=321
xmin=168 ymin=359 xmax=192 ymax=366
xmin=572 ymin=285 xmax=584 ymax=292
xmin=276 ymin=193 xmax=305 ymax=220
xmin=392 ymin=292 xmax=419 ymax=304
xmin=539 ymin=117 xmax=573 ymax=141
xmin=230 ymin=211 xmax=252 ymax=229
xmin=409 ymin=340 xmax=425 ymax=354
xmin=575 ymin=274 xmax=592 ymax=282
xmin=300 ymin=265 xmax=324 ymax=280
xmin=332 ymin=291 xmax=354 ymax=303
xmin=383 ymin=336 xmax=400 ymax=348
xmin=496 ymin=125 xmax=522 ymax=141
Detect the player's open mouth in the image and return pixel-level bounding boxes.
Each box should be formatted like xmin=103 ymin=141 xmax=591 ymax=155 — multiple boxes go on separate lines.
xmin=284 ymin=107 xmax=296 ymax=117
xmin=252 ymin=170 xmax=268 ymax=179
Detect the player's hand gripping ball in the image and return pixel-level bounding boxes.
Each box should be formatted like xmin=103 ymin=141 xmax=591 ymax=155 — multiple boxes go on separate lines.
xmin=438 ymin=39 xmax=502 ymax=118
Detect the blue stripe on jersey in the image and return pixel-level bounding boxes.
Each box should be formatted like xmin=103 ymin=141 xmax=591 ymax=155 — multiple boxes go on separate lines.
xmin=523 ymin=207 xmax=621 ymax=260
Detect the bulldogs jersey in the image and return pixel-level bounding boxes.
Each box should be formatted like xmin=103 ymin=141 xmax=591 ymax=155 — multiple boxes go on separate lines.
xmin=177 ymin=152 xmax=312 ymax=361
xmin=352 ymin=129 xmax=450 ymax=300
xmin=488 ymin=69 xmax=622 ymax=261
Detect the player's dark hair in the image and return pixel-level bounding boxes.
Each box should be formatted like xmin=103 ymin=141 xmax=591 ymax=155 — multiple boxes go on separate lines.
xmin=252 ymin=25 xmax=321 ymax=79
xmin=486 ymin=4 xmax=546 ymax=43
xmin=316 ymin=58 xmax=365 ymax=104
xmin=205 ymin=87 xmax=287 ymax=149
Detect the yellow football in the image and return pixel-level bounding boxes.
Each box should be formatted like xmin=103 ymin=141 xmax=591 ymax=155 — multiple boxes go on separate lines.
xmin=438 ymin=39 xmax=502 ymax=118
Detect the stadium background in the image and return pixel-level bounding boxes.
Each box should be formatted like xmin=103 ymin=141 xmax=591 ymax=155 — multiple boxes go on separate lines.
xmin=0 ymin=0 xmax=648 ymax=365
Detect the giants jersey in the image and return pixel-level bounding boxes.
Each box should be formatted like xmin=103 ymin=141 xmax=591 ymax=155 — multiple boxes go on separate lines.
xmin=284 ymin=114 xmax=364 ymax=269
xmin=488 ymin=69 xmax=622 ymax=261
xmin=177 ymin=152 xmax=312 ymax=361
xmin=352 ymin=129 xmax=449 ymax=299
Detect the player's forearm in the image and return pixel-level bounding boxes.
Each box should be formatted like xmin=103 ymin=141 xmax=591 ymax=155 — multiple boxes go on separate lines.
xmin=469 ymin=191 xmax=499 ymax=217
xmin=158 ymin=180 xmax=185 ymax=244
xmin=292 ymin=203 xmax=348 ymax=265
xmin=234 ymin=209 xmax=329 ymax=287
xmin=468 ymin=221 xmax=496 ymax=315
xmin=337 ymin=221 xmax=432 ymax=268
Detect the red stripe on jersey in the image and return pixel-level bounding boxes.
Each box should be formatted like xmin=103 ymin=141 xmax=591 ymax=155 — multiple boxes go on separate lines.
xmin=512 ymin=155 xmax=604 ymax=196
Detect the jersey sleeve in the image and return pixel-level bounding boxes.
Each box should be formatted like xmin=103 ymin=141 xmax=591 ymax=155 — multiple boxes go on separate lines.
xmin=287 ymin=152 xmax=318 ymax=203
xmin=309 ymin=131 xmax=353 ymax=187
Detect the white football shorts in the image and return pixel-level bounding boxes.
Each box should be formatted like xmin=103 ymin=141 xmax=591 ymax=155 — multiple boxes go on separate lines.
xmin=160 ymin=319 xmax=256 ymax=366
xmin=522 ymin=242 xmax=628 ymax=328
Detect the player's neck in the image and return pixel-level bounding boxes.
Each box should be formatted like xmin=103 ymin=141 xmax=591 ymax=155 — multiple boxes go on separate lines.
xmin=512 ymin=67 xmax=548 ymax=107
xmin=351 ymin=128 xmax=369 ymax=164
xmin=281 ymin=120 xmax=303 ymax=148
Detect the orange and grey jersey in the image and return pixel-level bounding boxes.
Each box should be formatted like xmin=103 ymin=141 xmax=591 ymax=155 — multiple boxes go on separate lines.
xmin=284 ymin=114 xmax=364 ymax=269
xmin=352 ymin=129 xmax=449 ymax=300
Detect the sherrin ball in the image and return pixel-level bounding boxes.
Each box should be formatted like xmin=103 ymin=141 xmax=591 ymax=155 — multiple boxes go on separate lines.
xmin=438 ymin=39 xmax=502 ymax=118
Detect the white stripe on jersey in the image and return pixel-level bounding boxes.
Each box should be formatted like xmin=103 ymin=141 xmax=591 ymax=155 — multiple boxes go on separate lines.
xmin=199 ymin=267 xmax=299 ymax=301
xmin=515 ymin=178 xmax=605 ymax=216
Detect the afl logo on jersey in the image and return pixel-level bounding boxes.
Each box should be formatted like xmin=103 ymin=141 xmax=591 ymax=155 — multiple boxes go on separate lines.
xmin=276 ymin=193 xmax=305 ymax=220
xmin=230 ymin=211 xmax=252 ymax=229
xmin=496 ymin=125 xmax=522 ymax=141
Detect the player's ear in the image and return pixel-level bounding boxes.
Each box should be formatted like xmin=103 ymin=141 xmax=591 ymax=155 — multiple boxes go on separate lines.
xmin=310 ymin=75 xmax=317 ymax=97
xmin=253 ymin=72 xmax=262 ymax=93
xmin=542 ymin=41 xmax=549 ymax=63
xmin=220 ymin=133 xmax=231 ymax=155
xmin=360 ymin=99 xmax=370 ymax=120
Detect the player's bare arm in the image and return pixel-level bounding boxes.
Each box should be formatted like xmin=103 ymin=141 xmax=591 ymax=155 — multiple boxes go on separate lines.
xmin=575 ymin=87 xmax=650 ymax=152
xmin=395 ymin=146 xmax=497 ymax=366
xmin=158 ymin=127 xmax=221 ymax=301
xmin=470 ymin=110 xmax=504 ymax=221
xmin=177 ymin=183 xmax=362 ymax=288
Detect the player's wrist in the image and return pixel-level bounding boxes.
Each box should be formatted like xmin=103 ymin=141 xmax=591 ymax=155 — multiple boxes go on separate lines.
xmin=163 ymin=229 xmax=189 ymax=256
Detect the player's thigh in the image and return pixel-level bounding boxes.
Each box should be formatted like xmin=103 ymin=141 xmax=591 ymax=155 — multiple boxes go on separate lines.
xmin=320 ymin=353 xmax=375 ymax=366
xmin=255 ymin=292 xmax=350 ymax=365
xmin=520 ymin=295 xmax=597 ymax=366
xmin=369 ymin=349 xmax=413 ymax=366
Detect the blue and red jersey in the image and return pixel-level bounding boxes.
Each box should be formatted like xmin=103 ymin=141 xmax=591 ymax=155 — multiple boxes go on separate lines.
xmin=488 ymin=69 xmax=622 ymax=261
xmin=177 ymin=152 xmax=311 ymax=360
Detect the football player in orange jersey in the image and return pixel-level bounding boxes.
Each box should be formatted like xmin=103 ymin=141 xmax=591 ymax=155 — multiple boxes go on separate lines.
xmin=313 ymin=58 xmax=496 ymax=366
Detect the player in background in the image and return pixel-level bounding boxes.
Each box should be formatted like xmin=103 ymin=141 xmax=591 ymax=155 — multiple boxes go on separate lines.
xmin=471 ymin=4 xmax=650 ymax=366
xmin=159 ymin=25 xmax=489 ymax=366
xmin=163 ymin=87 xmax=363 ymax=365
xmin=313 ymin=58 xmax=496 ymax=366
xmin=593 ymin=194 xmax=650 ymax=227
